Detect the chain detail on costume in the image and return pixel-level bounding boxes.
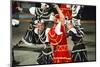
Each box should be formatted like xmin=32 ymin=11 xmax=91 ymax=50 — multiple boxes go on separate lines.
xmin=33 ymin=29 xmax=46 ymax=44
xmin=38 ymin=29 xmax=46 ymax=44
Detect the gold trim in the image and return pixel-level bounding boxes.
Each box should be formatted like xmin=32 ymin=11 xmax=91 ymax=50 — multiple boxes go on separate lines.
xmin=48 ymin=29 xmax=56 ymax=38
xmin=48 ymin=31 xmax=63 ymax=45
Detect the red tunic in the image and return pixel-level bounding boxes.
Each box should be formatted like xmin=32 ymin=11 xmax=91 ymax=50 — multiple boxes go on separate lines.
xmin=48 ymin=24 xmax=72 ymax=64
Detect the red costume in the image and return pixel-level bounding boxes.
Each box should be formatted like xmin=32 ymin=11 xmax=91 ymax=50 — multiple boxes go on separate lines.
xmin=48 ymin=22 xmax=71 ymax=64
xmin=60 ymin=4 xmax=72 ymax=20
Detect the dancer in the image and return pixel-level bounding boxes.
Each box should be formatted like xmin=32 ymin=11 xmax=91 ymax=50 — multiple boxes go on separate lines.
xmin=14 ymin=19 xmax=52 ymax=65
xmin=48 ymin=4 xmax=72 ymax=64
xmin=67 ymin=22 xmax=88 ymax=62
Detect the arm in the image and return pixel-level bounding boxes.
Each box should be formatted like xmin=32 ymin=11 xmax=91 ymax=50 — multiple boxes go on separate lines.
xmin=18 ymin=38 xmax=46 ymax=49
xmin=55 ymin=5 xmax=65 ymax=25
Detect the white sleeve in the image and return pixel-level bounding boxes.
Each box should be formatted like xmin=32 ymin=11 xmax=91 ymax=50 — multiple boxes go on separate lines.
xmin=70 ymin=28 xmax=77 ymax=34
xmin=34 ymin=28 xmax=38 ymax=34
xmin=54 ymin=21 xmax=62 ymax=35
xmin=29 ymin=7 xmax=36 ymax=15
xmin=45 ymin=28 xmax=50 ymax=42
xmin=76 ymin=6 xmax=80 ymax=14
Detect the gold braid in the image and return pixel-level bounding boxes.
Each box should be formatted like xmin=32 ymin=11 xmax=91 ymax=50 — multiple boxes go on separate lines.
xmin=48 ymin=31 xmax=63 ymax=45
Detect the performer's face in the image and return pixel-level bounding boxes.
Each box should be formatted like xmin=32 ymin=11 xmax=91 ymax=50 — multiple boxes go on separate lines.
xmin=67 ymin=23 xmax=73 ymax=29
xmin=37 ymin=22 xmax=45 ymax=31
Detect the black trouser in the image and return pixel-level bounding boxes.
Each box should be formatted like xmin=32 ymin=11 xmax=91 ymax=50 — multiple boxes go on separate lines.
xmin=37 ymin=52 xmax=52 ymax=64
xmin=71 ymin=44 xmax=88 ymax=62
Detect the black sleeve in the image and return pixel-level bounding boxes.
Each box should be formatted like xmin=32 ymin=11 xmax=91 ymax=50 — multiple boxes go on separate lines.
xmin=67 ymin=31 xmax=74 ymax=37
